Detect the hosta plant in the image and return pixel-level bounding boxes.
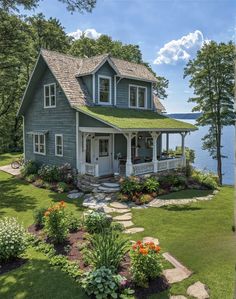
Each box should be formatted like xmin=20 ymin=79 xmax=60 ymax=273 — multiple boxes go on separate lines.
xmin=81 ymin=266 xmax=126 ymax=299
xmin=44 ymin=201 xmax=69 ymax=243
xmin=143 ymin=177 xmax=160 ymax=193
xmin=130 ymin=240 xmax=163 ymax=287
xmin=0 ymin=217 xmax=28 ymax=261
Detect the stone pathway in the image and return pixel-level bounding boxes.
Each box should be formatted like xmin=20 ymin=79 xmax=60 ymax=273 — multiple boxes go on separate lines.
xmin=113 ymin=213 xmax=132 ymax=221
xmin=170 ymin=296 xmax=187 ymax=299
xmin=148 ymin=192 xmax=217 ymax=208
xmin=0 ymin=164 xmax=21 ymax=176
xmin=163 ymin=252 xmax=192 ymax=284
xmin=187 ymin=281 xmax=210 ymax=299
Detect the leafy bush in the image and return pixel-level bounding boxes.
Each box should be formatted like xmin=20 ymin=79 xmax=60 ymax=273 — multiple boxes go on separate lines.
xmin=33 ymin=207 xmax=48 ymax=227
xmin=139 ymin=194 xmax=153 ymax=204
xmin=143 ymin=177 xmax=159 ymax=193
xmin=191 ymin=170 xmax=218 ymax=190
xmin=44 ymin=201 xmax=69 ymax=243
xmin=81 ymin=266 xmax=125 ymax=299
xmin=158 ymin=174 xmax=187 ymax=189
xmin=0 ymin=217 xmax=28 ymax=261
xmin=111 ymin=222 xmax=124 ymax=232
xmin=66 ymin=212 xmax=81 ymax=232
xmin=21 ymin=160 xmax=39 ymax=177
xmin=84 ymin=211 xmax=112 ymax=234
xmin=130 ymin=240 xmax=163 ymax=287
xmin=57 ymin=182 xmax=69 ymax=193
xmin=120 ymin=177 xmax=141 ymax=197
xmin=58 ymin=163 xmax=74 ymax=184
xmin=38 ymin=165 xmax=61 ymax=183
xmin=85 ymin=229 xmax=129 ymax=270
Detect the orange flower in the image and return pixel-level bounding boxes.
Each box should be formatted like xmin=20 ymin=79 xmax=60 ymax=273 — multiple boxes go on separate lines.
xmin=139 ymin=248 xmax=148 ymax=255
xmin=60 ymin=201 xmax=66 ymax=207
xmin=155 ymin=245 xmax=161 ymax=252
xmin=137 ymin=240 xmax=142 ymax=245
xmin=44 ymin=211 xmax=50 ymax=217
xmin=132 ymin=244 xmax=137 ymax=250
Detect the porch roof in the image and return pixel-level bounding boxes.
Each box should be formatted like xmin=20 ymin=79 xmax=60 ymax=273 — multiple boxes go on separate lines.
xmin=76 ymin=106 xmax=197 ymax=131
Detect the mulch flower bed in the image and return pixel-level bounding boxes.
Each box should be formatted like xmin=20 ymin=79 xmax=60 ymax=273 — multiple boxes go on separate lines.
xmin=28 ymin=224 xmax=170 ymax=297
xmin=0 ymin=258 xmax=28 ymax=275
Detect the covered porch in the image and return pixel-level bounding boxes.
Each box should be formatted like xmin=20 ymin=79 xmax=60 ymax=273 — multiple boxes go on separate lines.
xmin=76 ymin=106 xmax=196 ymax=177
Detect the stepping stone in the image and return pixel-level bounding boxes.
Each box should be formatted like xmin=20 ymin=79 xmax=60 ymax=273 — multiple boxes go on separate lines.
xmin=142 ymin=236 xmax=159 ymax=245
xmin=68 ymin=189 xmax=79 ymax=194
xmin=124 ymin=227 xmax=144 ymax=234
xmin=67 ymin=192 xmax=84 ymax=199
xmin=113 ymin=213 xmax=132 ymax=221
xmin=112 ymin=208 xmax=131 ymax=214
xmin=115 ymin=220 xmax=134 ymax=228
xmin=103 ymin=206 xmax=117 ymax=213
xmin=98 ymin=186 xmax=120 ymax=192
xmin=170 ymin=296 xmax=187 ymax=299
xmin=110 ymin=201 xmax=129 ymax=209
xmin=102 ymin=182 xmax=120 ymax=188
xmin=90 ymin=183 xmax=100 ymax=187
xmin=163 ymin=268 xmax=190 ymax=284
xmin=187 ymin=281 xmax=210 ymax=299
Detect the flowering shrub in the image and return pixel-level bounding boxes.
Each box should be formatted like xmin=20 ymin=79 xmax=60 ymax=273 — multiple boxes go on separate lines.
xmin=191 ymin=170 xmax=219 ymax=189
xmin=38 ymin=165 xmax=61 ymax=183
xmin=0 ymin=217 xmax=28 ymax=261
xmin=130 ymin=240 xmax=163 ymax=287
xmin=84 ymin=211 xmax=112 ymax=234
xmin=81 ymin=266 xmax=125 ymax=299
xmin=21 ymin=160 xmax=39 ymax=177
xmin=44 ymin=201 xmax=69 ymax=243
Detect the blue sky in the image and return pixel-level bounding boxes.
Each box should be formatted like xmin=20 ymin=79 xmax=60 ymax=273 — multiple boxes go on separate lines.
xmin=23 ymin=0 xmax=235 ymax=113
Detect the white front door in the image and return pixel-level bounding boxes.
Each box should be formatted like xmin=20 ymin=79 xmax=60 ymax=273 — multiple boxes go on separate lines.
xmin=95 ymin=136 xmax=112 ymax=176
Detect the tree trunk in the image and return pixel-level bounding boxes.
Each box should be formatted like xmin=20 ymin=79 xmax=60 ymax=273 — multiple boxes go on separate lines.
xmin=216 ymin=121 xmax=222 ymax=185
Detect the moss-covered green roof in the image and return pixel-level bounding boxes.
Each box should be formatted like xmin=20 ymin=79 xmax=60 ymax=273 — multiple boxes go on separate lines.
xmin=77 ymin=106 xmax=197 ymax=131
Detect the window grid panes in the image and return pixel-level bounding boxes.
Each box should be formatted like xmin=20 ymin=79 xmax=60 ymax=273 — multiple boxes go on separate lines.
xmin=44 ymin=83 xmax=56 ymax=107
xmin=99 ymin=139 xmax=109 ymax=157
xmin=99 ymin=78 xmax=110 ymax=103
xmin=34 ymin=134 xmax=45 ymax=154
xmin=55 ymin=135 xmax=63 ymax=156
xmin=129 ymin=86 xmax=146 ymax=108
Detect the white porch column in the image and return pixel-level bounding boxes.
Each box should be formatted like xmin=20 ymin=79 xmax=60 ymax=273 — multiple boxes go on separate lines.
xmin=123 ymin=132 xmax=135 ymax=176
xmin=180 ymin=132 xmax=187 ymax=167
xmin=166 ymin=133 xmax=169 ymax=154
xmin=80 ymin=133 xmax=90 ymax=174
xmin=151 ymin=132 xmax=161 ymax=173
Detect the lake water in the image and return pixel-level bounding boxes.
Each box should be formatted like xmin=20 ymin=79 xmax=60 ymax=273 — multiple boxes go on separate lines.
xmin=164 ymin=120 xmax=235 ymax=185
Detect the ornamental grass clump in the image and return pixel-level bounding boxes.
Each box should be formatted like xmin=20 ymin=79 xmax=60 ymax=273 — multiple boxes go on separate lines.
xmin=0 ymin=217 xmax=28 ymax=261
xmin=44 ymin=201 xmax=69 ymax=243
xmin=130 ymin=240 xmax=163 ymax=288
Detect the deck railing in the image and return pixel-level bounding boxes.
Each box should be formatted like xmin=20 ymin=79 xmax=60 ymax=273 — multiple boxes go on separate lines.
xmin=85 ymin=163 xmax=99 ymax=177
xmin=132 ymin=157 xmax=186 ymax=176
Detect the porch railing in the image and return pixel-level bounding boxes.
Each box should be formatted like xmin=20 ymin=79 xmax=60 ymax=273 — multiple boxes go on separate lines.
xmin=132 ymin=162 xmax=154 ymax=176
xmin=85 ymin=163 xmax=99 ymax=177
xmin=132 ymin=157 xmax=186 ymax=176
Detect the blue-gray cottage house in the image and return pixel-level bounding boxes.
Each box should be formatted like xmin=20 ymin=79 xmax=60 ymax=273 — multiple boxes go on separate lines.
xmin=18 ymin=50 xmax=196 ymax=177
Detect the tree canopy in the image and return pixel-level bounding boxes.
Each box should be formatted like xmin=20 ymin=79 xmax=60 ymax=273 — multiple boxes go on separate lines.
xmin=184 ymin=41 xmax=235 ymax=184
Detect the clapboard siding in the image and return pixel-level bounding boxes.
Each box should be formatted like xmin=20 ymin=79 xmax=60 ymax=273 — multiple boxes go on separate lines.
xmin=24 ymin=68 xmax=77 ymax=168
xmin=116 ymin=78 xmax=152 ymax=109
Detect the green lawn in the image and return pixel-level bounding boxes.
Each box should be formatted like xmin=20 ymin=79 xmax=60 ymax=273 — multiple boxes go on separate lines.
xmin=132 ymin=186 xmax=236 ymax=299
xmin=0 ymin=152 xmax=22 ymax=167
xmin=0 ymin=167 xmax=235 ymax=299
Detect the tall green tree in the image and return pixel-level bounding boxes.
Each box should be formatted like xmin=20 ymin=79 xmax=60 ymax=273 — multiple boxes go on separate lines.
xmin=184 ymin=41 xmax=235 ymax=184
xmin=0 ymin=0 xmax=96 ymax=13
xmin=70 ymin=34 xmax=169 ymax=100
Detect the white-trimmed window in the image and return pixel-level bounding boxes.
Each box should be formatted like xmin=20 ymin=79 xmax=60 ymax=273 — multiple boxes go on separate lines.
xmin=98 ymin=75 xmax=111 ymax=104
xmin=55 ymin=134 xmax=63 ymax=157
xmin=44 ymin=83 xmax=56 ymax=108
xmin=129 ymin=85 xmax=147 ymax=109
xmin=34 ymin=134 xmax=45 ymax=155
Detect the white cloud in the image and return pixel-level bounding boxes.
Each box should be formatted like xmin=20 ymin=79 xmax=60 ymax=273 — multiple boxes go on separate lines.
xmin=68 ymin=28 xmax=102 ymax=40
xmin=154 ymin=30 xmax=208 ymax=65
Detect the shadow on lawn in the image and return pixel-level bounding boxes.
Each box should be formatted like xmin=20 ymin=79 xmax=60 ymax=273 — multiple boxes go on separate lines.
xmin=0 ymin=177 xmax=37 ymax=213
xmin=161 ymin=205 xmax=202 ymax=212
xmin=0 ymin=257 xmax=87 ymax=299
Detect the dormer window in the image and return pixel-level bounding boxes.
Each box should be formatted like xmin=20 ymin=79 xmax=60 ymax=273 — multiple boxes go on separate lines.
xmin=44 ymin=83 xmax=56 ymax=108
xmin=98 ymin=75 xmax=111 ymax=105
xmin=129 ymin=85 xmax=147 ymax=109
